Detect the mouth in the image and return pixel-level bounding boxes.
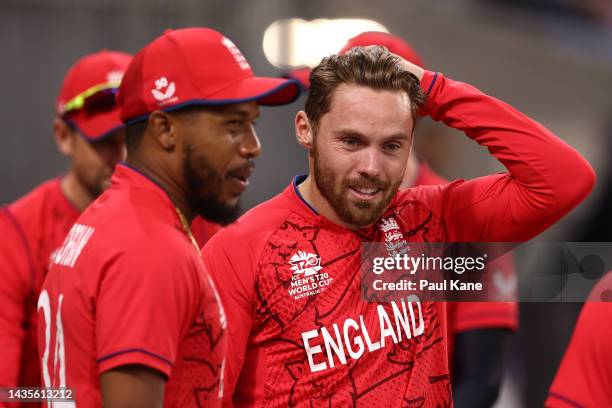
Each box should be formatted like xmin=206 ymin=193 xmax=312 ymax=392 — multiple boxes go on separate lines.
xmin=226 ymin=166 xmax=253 ymax=193
xmin=348 ymin=185 xmax=383 ymax=201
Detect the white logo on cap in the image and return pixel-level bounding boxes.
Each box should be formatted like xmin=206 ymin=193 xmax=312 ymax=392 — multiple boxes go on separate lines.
xmin=151 ymin=76 xmax=177 ymax=104
xmin=106 ymin=70 xmax=124 ymax=84
xmin=221 ymin=37 xmax=250 ymax=70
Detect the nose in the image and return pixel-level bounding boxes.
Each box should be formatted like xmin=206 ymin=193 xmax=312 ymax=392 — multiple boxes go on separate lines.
xmin=356 ymin=147 xmax=382 ymax=178
xmin=240 ymin=124 xmax=262 ymax=159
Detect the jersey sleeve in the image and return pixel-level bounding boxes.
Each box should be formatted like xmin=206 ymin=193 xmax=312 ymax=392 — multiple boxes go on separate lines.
xmin=0 ymin=209 xmax=32 ymax=387
xmin=201 ymin=226 xmax=256 ymax=405
xmin=95 ymin=242 xmax=202 ymax=378
xmin=417 ymin=71 xmax=595 ymax=242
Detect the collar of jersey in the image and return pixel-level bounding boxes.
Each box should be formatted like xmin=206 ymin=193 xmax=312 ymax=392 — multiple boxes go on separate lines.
xmin=292 ymin=175 xmax=319 ymax=215
xmin=112 ymin=163 xmax=182 ymax=225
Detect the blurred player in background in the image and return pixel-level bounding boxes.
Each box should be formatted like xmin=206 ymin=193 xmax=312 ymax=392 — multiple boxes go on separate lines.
xmin=203 ymin=46 xmax=593 ymax=406
xmin=0 ymin=50 xmax=131 ymax=405
xmin=37 ymin=28 xmax=300 ymax=407
xmin=546 ymin=271 xmax=612 ymax=407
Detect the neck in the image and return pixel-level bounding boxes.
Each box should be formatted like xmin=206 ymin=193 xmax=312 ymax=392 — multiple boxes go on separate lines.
xmin=126 ymin=155 xmax=194 ymax=223
xmin=60 ymin=171 xmax=95 ymax=212
xmin=297 ymin=175 xmax=364 ymax=231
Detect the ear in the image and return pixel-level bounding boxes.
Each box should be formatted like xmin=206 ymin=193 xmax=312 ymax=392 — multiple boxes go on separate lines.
xmin=148 ymin=110 xmax=177 ymax=151
xmin=295 ymin=111 xmax=314 ymax=150
xmin=53 ymin=117 xmax=76 ymax=156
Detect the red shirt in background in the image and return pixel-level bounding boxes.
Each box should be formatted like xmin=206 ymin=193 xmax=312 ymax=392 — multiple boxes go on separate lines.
xmin=0 ymin=179 xmax=79 ymax=407
xmin=546 ymin=272 xmax=612 ymax=408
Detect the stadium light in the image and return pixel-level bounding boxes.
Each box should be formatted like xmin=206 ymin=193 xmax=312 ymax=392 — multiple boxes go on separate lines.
xmin=263 ymin=18 xmax=389 ymax=68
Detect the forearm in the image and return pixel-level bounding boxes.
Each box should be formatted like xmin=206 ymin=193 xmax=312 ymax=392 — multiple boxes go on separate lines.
xmin=100 ymin=365 xmax=165 ymax=408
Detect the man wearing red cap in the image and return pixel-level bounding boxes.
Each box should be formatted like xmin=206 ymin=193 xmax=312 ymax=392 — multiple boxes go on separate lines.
xmin=339 ymin=31 xmax=519 ymax=407
xmin=0 ymin=50 xmax=130 ymax=404
xmin=38 ymin=28 xmax=300 ymax=407
xmin=202 ymin=45 xmax=594 ymax=406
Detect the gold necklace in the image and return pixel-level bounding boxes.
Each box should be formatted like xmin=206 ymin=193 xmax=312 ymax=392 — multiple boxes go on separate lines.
xmin=174 ymin=207 xmax=200 ymax=253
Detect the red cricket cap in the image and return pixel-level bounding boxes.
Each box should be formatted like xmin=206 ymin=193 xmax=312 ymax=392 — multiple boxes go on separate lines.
xmin=57 ymin=50 xmax=132 ymax=141
xmin=118 ymin=28 xmax=301 ymax=124
xmin=340 ymin=31 xmax=425 ymax=68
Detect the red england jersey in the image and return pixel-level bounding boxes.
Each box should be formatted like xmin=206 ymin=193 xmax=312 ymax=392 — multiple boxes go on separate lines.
xmin=414 ymin=164 xmax=518 ymax=363
xmin=202 ymin=71 xmax=593 ymax=407
xmin=546 ymin=272 xmax=612 ymax=408
xmin=0 ymin=179 xmax=79 ymax=406
xmin=37 ymin=164 xmax=226 ymax=407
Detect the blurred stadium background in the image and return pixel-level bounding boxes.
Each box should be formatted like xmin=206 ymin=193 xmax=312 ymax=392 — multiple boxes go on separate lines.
xmin=1 ymin=0 xmax=611 ymax=406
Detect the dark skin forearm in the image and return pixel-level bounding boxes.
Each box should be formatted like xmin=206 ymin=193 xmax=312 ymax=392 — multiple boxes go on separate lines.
xmin=100 ymin=364 xmax=166 ymax=408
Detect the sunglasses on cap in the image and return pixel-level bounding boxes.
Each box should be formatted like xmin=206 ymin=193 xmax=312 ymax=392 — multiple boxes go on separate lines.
xmin=59 ymin=82 xmax=120 ymax=116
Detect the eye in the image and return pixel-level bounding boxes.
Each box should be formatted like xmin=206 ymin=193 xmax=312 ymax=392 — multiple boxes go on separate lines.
xmin=226 ymin=119 xmax=242 ymax=127
xmin=383 ymin=142 xmax=402 ymax=153
xmin=342 ymin=137 xmax=361 ymax=148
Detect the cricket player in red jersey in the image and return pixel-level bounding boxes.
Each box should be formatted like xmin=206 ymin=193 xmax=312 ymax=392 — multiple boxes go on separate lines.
xmin=340 ymin=31 xmax=519 ymax=407
xmin=0 ymin=50 xmax=130 ymax=403
xmin=202 ymin=46 xmax=594 ymax=406
xmin=37 ymin=28 xmax=300 ymax=407
xmin=546 ymin=271 xmax=612 ymax=408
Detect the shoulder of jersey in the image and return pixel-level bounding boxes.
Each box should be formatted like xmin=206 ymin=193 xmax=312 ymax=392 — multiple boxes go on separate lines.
xmin=7 ymin=179 xmax=61 ymax=219
xmin=395 ymin=182 xmax=454 ymax=213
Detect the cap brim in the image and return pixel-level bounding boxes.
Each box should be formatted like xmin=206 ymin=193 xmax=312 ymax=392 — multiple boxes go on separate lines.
xmin=284 ymin=68 xmax=311 ymax=91
xmin=123 ymin=77 xmax=302 ymax=126
xmin=68 ymin=106 xmax=125 ymax=142
xmin=207 ymin=76 xmax=301 ymax=106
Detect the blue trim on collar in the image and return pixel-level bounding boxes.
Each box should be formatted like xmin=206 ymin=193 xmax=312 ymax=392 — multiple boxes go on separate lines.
xmin=293 ymin=175 xmax=318 ymax=215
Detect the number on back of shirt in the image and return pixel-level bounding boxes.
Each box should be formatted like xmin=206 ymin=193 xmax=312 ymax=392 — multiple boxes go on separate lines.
xmin=38 ymin=289 xmax=75 ymax=408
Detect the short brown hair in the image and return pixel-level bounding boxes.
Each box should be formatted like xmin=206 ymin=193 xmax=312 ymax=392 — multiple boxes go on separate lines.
xmin=305 ymin=46 xmax=426 ymax=133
